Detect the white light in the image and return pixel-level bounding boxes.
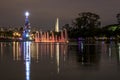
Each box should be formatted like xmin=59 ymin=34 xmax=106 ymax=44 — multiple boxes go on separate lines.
xmin=26 ymin=34 xmax=29 ymax=37
xmin=25 ymin=11 xmax=30 ymax=17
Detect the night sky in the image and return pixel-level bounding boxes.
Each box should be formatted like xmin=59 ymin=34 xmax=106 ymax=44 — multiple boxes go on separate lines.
xmin=0 ymin=0 xmax=120 ymax=30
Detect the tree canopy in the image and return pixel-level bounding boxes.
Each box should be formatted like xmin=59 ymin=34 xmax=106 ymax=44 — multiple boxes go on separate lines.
xmin=72 ymin=12 xmax=101 ymax=29
xmin=63 ymin=12 xmax=120 ymax=39
xmin=116 ymin=13 xmax=120 ymax=24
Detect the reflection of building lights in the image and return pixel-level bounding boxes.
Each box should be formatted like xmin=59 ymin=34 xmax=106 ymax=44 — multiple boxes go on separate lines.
xmin=13 ymin=42 xmax=15 ymax=60
xmin=0 ymin=42 xmax=3 ymax=58
xmin=16 ymin=42 xmax=19 ymax=60
xmin=12 ymin=42 xmax=21 ymax=61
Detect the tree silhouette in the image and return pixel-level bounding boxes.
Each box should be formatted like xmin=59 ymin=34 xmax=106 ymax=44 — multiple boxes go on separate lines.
xmin=73 ymin=12 xmax=101 ymax=29
xmin=62 ymin=12 xmax=101 ymax=38
xmin=71 ymin=12 xmax=101 ymax=37
xmin=116 ymin=13 xmax=120 ymax=24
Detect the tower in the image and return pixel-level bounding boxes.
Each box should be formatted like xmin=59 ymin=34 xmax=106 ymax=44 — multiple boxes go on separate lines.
xmin=22 ymin=11 xmax=31 ymax=40
xmin=55 ymin=18 xmax=59 ymax=32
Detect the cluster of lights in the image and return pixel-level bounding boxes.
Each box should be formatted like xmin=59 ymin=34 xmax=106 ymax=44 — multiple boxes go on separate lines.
xmin=13 ymin=32 xmax=21 ymax=37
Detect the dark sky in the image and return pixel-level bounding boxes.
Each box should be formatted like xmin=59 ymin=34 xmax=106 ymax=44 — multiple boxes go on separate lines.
xmin=0 ymin=0 xmax=120 ymax=30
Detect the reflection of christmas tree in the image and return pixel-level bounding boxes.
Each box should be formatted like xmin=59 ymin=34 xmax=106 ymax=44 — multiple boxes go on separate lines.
xmin=23 ymin=42 xmax=31 ymax=80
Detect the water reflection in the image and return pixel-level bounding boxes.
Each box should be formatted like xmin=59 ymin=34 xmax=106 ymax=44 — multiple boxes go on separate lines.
xmin=0 ymin=42 xmax=68 ymax=79
xmin=0 ymin=41 xmax=120 ymax=80
xmin=13 ymin=42 xmax=21 ymax=61
xmin=117 ymin=43 xmax=120 ymax=63
xmin=0 ymin=42 xmax=3 ymax=58
xmin=77 ymin=41 xmax=100 ymax=66
xmin=23 ymin=42 xmax=31 ymax=80
xmin=56 ymin=43 xmax=59 ymax=73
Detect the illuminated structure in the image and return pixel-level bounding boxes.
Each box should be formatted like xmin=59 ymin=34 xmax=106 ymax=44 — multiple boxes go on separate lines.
xmin=55 ymin=18 xmax=59 ymax=32
xmin=21 ymin=12 xmax=68 ymax=42
xmin=35 ymin=18 xmax=68 ymax=43
xmin=22 ymin=11 xmax=31 ymax=41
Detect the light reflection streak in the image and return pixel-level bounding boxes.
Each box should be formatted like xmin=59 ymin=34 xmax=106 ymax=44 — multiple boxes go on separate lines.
xmin=36 ymin=43 xmax=39 ymax=62
xmin=56 ymin=43 xmax=59 ymax=73
xmin=40 ymin=43 xmax=42 ymax=60
xmin=0 ymin=42 xmax=3 ymax=59
xmin=47 ymin=43 xmax=49 ymax=57
xmin=16 ymin=42 xmax=19 ymax=60
xmin=23 ymin=42 xmax=31 ymax=80
xmin=12 ymin=42 xmax=21 ymax=61
xmin=50 ymin=43 xmax=53 ymax=59
xmin=61 ymin=43 xmax=67 ymax=62
xmin=109 ymin=47 xmax=111 ymax=57
xmin=118 ymin=44 xmax=120 ymax=62
xmin=101 ymin=41 xmax=107 ymax=54
xmin=0 ymin=42 xmax=68 ymax=76
xmin=13 ymin=42 xmax=15 ymax=60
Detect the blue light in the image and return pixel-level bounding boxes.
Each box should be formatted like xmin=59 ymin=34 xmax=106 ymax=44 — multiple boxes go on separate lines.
xmin=23 ymin=42 xmax=31 ymax=80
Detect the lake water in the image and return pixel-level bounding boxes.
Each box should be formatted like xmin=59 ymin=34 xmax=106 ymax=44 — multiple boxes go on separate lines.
xmin=0 ymin=41 xmax=120 ymax=80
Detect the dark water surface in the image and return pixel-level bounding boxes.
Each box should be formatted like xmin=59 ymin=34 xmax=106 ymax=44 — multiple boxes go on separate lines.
xmin=0 ymin=41 xmax=120 ymax=80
